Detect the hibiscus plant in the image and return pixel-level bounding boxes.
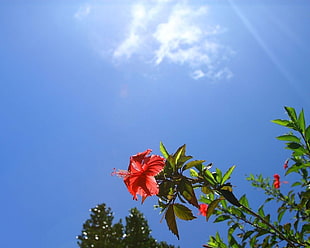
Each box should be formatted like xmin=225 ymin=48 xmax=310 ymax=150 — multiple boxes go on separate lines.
xmin=114 ymin=107 xmax=310 ymax=247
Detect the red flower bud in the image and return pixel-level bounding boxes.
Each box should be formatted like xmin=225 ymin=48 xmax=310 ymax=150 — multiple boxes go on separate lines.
xmin=198 ymin=204 xmax=208 ymax=217
xmin=283 ymin=159 xmax=289 ymax=169
xmin=273 ymin=174 xmax=280 ymax=189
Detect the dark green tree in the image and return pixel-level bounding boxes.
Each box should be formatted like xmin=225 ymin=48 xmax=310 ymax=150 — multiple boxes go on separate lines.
xmin=123 ymin=208 xmax=176 ymax=248
xmin=77 ymin=203 xmax=123 ymax=248
xmin=77 ymin=203 xmax=178 ymax=248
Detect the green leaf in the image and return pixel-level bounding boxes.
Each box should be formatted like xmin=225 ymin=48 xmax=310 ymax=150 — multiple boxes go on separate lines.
xmin=173 ymin=144 xmax=186 ymax=168
xmin=215 ymin=168 xmax=223 ymax=184
xmin=178 ymin=155 xmax=193 ymax=165
xmin=286 ymin=142 xmax=302 ymax=149
xmin=178 ymin=178 xmax=199 ymax=207
xmin=286 ymin=165 xmax=301 ymax=175
xmin=182 ymin=160 xmax=205 ymax=171
xmin=276 ymin=134 xmax=300 ymax=143
xmin=206 ymin=199 xmax=221 ymax=221
xmin=283 ymin=223 xmax=291 ymax=233
xmin=203 ymin=169 xmax=217 ymax=185
xmin=285 ymin=106 xmax=298 ymax=122
xmin=173 ymin=203 xmax=196 ymax=221
xmin=305 ymin=125 xmax=310 ymax=142
xmin=189 ymin=168 xmax=198 ymax=177
xmin=165 ymin=204 xmax=179 ymax=239
xmin=239 ymin=194 xmax=249 ymax=208
xmin=220 ymin=199 xmax=227 ymax=208
xmin=164 ymin=155 xmax=175 ymax=174
xmin=272 ymin=119 xmax=291 ymax=127
xmin=302 ymin=224 xmax=310 ymax=234
xmin=221 ymin=165 xmax=236 ymax=185
xmin=159 ymin=141 xmax=169 ymax=159
xmin=219 ymin=188 xmax=241 ymax=207
xmin=277 ymin=208 xmax=285 ymax=223
xmin=158 ymin=180 xmax=175 ymax=200
xmin=298 ymin=109 xmax=306 ymax=133
xmin=231 ymin=207 xmax=245 ymax=219
xmin=258 ymin=205 xmax=265 ymax=218
xmin=213 ymin=215 xmax=230 ymax=223
xmin=291 ymin=181 xmax=302 ymax=187
xmin=242 ymin=230 xmax=254 ymax=241
xmin=201 ymin=186 xmax=213 ymax=194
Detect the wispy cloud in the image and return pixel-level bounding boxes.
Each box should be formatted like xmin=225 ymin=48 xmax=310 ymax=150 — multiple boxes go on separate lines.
xmin=75 ymin=0 xmax=233 ymax=81
xmin=74 ymin=5 xmax=91 ymax=20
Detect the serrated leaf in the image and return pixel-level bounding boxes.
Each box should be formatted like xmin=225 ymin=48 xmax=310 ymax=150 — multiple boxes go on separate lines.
xmin=160 ymin=141 xmax=169 ymax=159
xmin=221 ymin=165 xmax=236 ymax=185
xmin=183 ymin=160 xmax=205 ymax=171
xmin=165 ymin=204 xmax=179 ymax=239
xmin=178 ymin=178 xmax=199 ymax=207
xmin=206 ymin=199 xmax=221 ymax=221
xmin=158 ymin=180 xmax=175 ymax=200
xmin=276 ymin=135 xmax=300 ymax=143
xmin=173 ymin=203 xmax=196 ymax=221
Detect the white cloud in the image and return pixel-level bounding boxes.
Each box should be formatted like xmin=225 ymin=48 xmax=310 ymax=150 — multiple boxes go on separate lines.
xmin=191 ymin=70 xmax=205 ymax=80
xmin=204 ymin=67 xmax=234 ymax=81
xmin=76 ymin=0 xmax=233 ymax=81
xmin=74 ymin=5 xmax=91 ymax=20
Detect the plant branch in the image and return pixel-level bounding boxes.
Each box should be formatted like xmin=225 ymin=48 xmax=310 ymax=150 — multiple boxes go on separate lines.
xmin=240 ymin=204 xmax=299 ymax=248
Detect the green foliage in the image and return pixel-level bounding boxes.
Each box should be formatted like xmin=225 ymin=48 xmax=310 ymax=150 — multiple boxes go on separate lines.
xmin=154 ymin=107 xmax=309 ymax=247
xmin=77 ymin=203 xmax=178 ymax=248
xmin=156 ymin=143 xmax=239 ymax=239
xmin=202 ymin=106 xmax=310 ymax=247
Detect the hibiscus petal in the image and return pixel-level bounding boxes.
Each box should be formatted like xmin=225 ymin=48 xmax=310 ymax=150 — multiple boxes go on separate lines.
xmin=124 ymin=174 xmax=159 ymax=201
xmin=143 ymin=155 xmax=165 ymax=176
xmin=128 ymin=149 xmax=152 ymax=173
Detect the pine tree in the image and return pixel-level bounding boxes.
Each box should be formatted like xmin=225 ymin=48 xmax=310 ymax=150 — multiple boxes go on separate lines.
xmin=123 ymin=208 xmax=176 ymax=248
xmin=77 ymin=204 xmax=123 ymax=248
xmin=77 ymin=204 xmax=178 ymax=248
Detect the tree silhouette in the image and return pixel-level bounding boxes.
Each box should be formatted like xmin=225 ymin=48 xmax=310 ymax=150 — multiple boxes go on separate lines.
xmin=77 ymin=203 xmax=178 ymax=248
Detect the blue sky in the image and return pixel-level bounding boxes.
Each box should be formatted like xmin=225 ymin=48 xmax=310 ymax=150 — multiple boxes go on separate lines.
xmin=1 ymin=1 xmax=310 ymax=247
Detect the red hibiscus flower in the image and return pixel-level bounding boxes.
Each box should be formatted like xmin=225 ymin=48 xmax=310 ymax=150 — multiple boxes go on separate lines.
xmin=113 ymin=149 xmax=165 ymax=203
xmin=198 ymin=204 xmax=208 ymax=217
xmin=273 ymin=173 xmax=288 ymax=189
xmin=273 ymin=174 xmax=280 ymax=189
